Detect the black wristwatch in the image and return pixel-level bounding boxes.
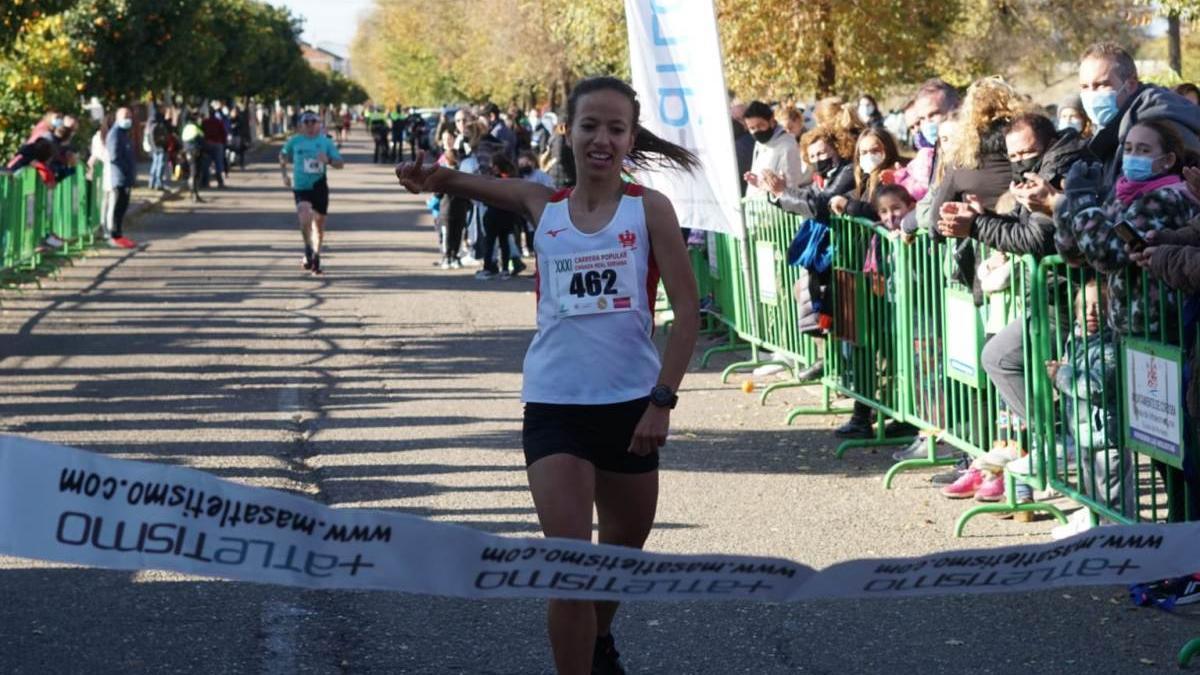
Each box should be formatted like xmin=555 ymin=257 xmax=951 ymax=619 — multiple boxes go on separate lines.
xmin=649 ymin=384 xmax=678 ymax=409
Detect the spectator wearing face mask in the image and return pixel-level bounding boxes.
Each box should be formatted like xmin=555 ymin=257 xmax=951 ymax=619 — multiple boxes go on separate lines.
xmin=750 ymin=127 xmax=854 ymax=223
xmin=828 ymin=127 xmax=905 ymax=222
xmin=1075 ymin=42 xmax=1200 ymax=197
xmin=907 ymin=79 xmax=962 ymax=231
xmin=1057 ymin=94 xmax=1090 ymax=138
xmin=742 ymin=100 xmax=804 ymax=198
xmin=104 ymin=107 xmax=138 ymax=249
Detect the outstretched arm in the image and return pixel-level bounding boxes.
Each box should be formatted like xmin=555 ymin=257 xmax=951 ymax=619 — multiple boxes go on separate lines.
xmin=396 ymin=151 xmax=554 ymax=223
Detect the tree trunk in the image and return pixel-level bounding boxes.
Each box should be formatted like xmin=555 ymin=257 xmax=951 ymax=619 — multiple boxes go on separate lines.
xmin=1169 ymin=12 xmax=1182 ymax=77
xmin=816 ymin=0 xmax=835 ymax=96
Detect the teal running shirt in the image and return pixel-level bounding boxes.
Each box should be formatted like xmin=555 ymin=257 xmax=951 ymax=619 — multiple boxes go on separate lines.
xmin=282 ymin=134 xmax=341 ymax=191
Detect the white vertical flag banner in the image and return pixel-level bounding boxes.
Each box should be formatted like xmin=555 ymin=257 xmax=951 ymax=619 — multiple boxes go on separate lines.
xmin=624 ymin=0 xmax=744 ymax=237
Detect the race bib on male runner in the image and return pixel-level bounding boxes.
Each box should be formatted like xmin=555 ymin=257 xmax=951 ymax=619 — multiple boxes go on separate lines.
xmin=548 ymin=248 xmax=638 ymax=318
xmin=302 ymin=157 xmax=322 ymax=174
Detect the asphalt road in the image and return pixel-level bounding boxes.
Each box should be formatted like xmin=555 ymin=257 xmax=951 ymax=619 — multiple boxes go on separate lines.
xmin=2 ymin=136 xmax=1199 ymax=674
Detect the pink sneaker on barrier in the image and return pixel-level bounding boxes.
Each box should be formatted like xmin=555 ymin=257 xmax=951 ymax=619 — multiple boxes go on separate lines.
xmin=974 ymin=472 xmax=1005 ymax=502
xmin=941 ymin=468 xmax=983 ymax=499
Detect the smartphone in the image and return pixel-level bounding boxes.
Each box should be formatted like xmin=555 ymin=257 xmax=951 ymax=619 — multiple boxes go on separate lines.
xmin=1112 ymin=220 xmax=1147 ymax=253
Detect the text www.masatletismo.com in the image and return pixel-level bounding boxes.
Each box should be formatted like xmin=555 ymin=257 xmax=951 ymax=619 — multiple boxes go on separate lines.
xmin=58 ymin=468 xmax=391 ymax=544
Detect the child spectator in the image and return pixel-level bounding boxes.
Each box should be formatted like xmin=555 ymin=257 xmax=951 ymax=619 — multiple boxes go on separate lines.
xmin=1046 ymin=280 xmax=1130 ymax=538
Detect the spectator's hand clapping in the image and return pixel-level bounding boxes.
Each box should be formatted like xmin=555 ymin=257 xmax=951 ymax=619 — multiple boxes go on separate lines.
xmin=761 ymin=169 xmax=785 ymax=196
xmin=936 ymin=199 xmax=977 ymax=238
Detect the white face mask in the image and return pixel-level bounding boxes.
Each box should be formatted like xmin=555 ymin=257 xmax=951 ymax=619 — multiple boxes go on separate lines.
xmin=859 ymin=151 xmax=884 ymax=174
xmin=117 ymin=118 xmax=133 ymax=130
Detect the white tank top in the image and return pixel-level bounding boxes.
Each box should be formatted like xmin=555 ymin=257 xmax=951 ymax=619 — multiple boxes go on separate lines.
xmin=522 ymin=184 xmax=662 ymax=404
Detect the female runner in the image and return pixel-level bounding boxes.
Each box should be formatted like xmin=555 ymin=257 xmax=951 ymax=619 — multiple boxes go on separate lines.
xmin=395 ymin=77 xmax=700 ymax=675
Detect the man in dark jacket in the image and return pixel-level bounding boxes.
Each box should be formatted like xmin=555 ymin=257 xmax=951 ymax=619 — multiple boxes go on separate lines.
xmin=105 ymin=107 xmax=138 ymax=248
xmin=1077 ymin=42 xmax=1200 ymax=195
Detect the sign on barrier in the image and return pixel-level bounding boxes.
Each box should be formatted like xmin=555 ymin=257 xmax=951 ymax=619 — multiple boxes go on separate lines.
xmin=944 ymin=288 xmax=984 ymax=388
xmin=1123 ymin=338 xmax=1185 ymax=468
xmin=754 ymin=240 xmax=777 ymax=305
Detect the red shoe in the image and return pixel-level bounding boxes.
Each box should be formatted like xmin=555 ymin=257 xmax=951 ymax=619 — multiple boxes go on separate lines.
xmin=941 ymin=468 xmax=983 ymax=499
xmin=113 ymin=236 xmax=137 ymax=249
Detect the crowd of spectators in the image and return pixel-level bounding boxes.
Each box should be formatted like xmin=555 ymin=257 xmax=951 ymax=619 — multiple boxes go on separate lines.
xmin=726 ymin=42 xmax=1200 ymax=541
xmin=423 ymin=102 xmax=566 ymax=278
xmin=4 ymin=100 xmax=257 ymax=249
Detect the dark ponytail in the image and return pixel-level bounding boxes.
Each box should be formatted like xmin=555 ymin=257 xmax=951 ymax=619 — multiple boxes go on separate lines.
xmin=566 ymin=76 xmax=701 ymax=173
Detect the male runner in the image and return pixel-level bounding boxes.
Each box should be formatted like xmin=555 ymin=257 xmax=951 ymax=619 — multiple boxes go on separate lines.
xmin=280 ymin=110 xmax=344 ymax=275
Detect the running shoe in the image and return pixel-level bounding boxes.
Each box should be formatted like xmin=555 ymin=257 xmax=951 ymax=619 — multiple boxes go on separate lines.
xmin=973 ymin=472 xmax=1005 ymax=502
xmin=302 ymin=256 xmax=313 ymax=271
xmin=592 ymin=633 xmax=626 ymax=675
xmin=510 ymin=260 xmax=528 ymax=276
xmin=474 ymin=270 xmax=497 ymax=280
xmin=449 ymin=258 xmax=463 ymax=269
xmin=439 ymin=258 xmax=451 ymax=270
xmin=940 ymin=468 xmax=983 ymax=499
xmin=891 ymin=437 xmax=954 ymax=462
xmin=1050 ymin=508 xmax=1095 ymax=540
xmin=499 ymin=271 xmax=512 ymax=280
xmin=113 ymin=236 xmax=137 ymax=249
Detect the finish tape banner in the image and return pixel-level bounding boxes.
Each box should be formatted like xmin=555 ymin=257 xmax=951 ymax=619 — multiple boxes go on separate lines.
xmin=1 ymin=435 xmax=1196 ymax=603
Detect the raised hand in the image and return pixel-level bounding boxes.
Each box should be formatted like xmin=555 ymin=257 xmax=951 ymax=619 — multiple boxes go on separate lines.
xmin=395 ymin=151 xmax=440 ymax=193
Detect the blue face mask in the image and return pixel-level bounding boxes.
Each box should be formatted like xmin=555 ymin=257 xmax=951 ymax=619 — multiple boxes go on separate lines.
xmin=920 ymin=120 xmax=939 ymax=146
xmin=1121 ymin=154 xmax=1159 ymax=182
xmin=1081 ymin=88 xmax=1121 ymax=128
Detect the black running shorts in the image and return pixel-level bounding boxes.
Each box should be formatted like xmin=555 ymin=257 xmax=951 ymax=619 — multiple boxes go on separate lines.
xmin=522 ymin=397 xmax=659 ymax=474
xmin=293 ymin=178 xmax=330 ymax=215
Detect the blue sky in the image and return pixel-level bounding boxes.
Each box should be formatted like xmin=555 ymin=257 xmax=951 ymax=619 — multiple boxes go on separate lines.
xmin=269 ymin=0 xmax=374 ymax=55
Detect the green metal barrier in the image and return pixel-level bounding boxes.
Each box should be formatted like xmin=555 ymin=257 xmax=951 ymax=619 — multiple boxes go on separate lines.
xmin=822 ymin=215 xmax=911 ymax=453
xmin=1 ymin=165 xmax=105 ymax=287
xmin=1032 ymin=259 xmax=1197 ymax=527
xmin=887 ymin=234 xmax=1066 ymax=531
xmin=694 ymin=201 xmax=847 ymax=423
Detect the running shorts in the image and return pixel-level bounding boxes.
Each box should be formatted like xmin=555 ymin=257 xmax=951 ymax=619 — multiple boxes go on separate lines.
xmin=293 ymin=178 xmax=330 ymax=215
xmin=522 ymin=397 xmax=659 ymax=474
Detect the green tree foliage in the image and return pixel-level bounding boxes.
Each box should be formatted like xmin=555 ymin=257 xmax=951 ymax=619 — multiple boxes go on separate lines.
xmin=0 ymin=13 xmax=86 ymax=154
xmin=1 ymin=0 xmax=368 ymax=157
xmin=352 ymin=0 xmax=627 ymax=108
xmin=931 ymin=0 xmax=1148 ymax=88
xmin=716 ymin=0 xmax=958 ymax=100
